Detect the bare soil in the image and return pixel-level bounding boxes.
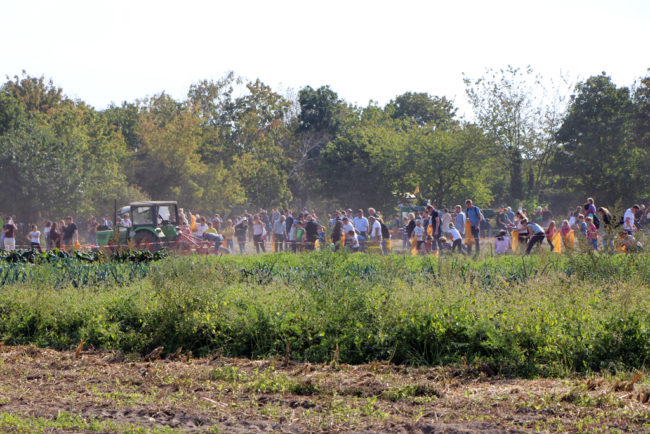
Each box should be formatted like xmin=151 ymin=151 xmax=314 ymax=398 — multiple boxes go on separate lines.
xmin=0 ymin=345 xmax=648 ymax=432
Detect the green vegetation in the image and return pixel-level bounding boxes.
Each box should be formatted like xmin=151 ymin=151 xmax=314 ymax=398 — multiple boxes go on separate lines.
xmin=0 ymin=411 xmax=174 ymax=433
xmin=0 ymin=251 xmax=648 ymax=377
xmin=1 ymin=69 xmax=648 ymax=220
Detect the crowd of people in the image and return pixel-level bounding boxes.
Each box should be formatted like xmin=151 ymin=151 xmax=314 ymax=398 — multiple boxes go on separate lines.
xmin=1 ymin=197 xmax=648 ymax=255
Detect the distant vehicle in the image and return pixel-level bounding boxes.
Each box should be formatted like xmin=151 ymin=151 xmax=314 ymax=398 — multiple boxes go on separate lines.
xmin=96 ymin=201 xmax=179 ymax=251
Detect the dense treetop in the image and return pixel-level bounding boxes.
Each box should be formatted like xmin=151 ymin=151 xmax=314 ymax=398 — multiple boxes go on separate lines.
xmin=0 ymin=68 xmax=648 ymax=221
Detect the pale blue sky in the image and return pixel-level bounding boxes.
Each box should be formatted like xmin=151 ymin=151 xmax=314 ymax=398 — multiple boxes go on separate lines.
xmin=2 ymin=0 xmax=648 ymax=116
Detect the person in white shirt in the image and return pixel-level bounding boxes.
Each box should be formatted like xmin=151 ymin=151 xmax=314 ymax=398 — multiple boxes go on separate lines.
xmin=195 ymin=217 xmax=209 ymax=239
xmin=353 ymin=209 xmax=369 ymax=252
xmin=447 ymin=224 xmax=464 ymax=254
xmin=28 ymin=224 xmax=42 ymax=252
xmin=494 ymin=229 xmax=511 ymax=254
xmin=623 ymin=205 xmax=639 ymax=233
xmin=121 ymin=213 xmax=132 ymax=227
xmin=341 ymin=216 xmax=355 ymax=237
xmin=440 ymin=209 xmax=452 ymax=235
xmin=368 ymin=216 xmax=382 ymax=244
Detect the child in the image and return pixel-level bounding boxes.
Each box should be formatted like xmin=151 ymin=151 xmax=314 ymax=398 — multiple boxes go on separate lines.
xmin=438 ymin=236 xmax=452 ymax=252
xmin=545 ymin=221 xmax=557 ymax=251
xmin=577 ymin=214 xmax=588 ymax=237
xmin=345 ymin=230 xmax=359 ymax=252
xmin=494 ymin=229 xmax=511 ymax=254
xmin=585 ymin=216 xmax=598 ymax=250
xmin=27 ymin=224 xmax=42 ymax=252
xmin=424 ymin=235 xmax=433 ymax=254
xmin=447 ymin=224 xmax=464 ymax=254
xmin=412 ymin=219 xmax=425 ymax=251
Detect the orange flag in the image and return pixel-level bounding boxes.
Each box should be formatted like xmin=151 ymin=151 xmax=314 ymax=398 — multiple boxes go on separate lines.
xmin=464 ymin=221 xmax=474 ymax=246
xmin=551 ymin=231 xmax=562 ymax=253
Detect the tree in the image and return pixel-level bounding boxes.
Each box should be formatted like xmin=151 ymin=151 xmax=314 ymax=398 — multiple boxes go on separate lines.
xmin=555 ymin=73 xmax=637 ymax=204
xmin=4 ymin=71 xmax=64 ymax=114
xmin=385 ymin=92 xmax=457 ymax=129
xmin=464 ymin=66 xmax=570 ymax=203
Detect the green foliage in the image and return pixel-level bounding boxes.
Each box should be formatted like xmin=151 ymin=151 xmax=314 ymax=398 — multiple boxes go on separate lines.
xmin=556 ymin=73 xmax=641 ymax=204
xmin=0 ymin=252 xmax=647 ymax=378
xmin=0 ymin=69 xmax=647 ymax=222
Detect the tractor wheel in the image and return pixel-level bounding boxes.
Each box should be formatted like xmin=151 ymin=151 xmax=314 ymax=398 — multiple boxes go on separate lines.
xmin=133 ymin=231 xmax=161 ymax=252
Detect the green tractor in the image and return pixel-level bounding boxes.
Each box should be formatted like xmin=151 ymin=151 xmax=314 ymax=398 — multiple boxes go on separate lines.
xmin=96 ymin=201 xmax=180 ymax=250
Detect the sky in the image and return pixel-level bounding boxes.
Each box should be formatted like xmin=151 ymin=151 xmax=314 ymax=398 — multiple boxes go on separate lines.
xmin=2 ymin=0 xmax=649 ymax=117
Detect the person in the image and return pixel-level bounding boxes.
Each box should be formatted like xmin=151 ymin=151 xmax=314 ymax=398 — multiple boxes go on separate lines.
xmin=223 ymin=219 xmax=235 ymax=252
xmin=585 ymin=198 xmax=597 ymax=219
xmin=412 ymin=219 xmax=425 ymax=251
xmin=496 ymin=208 xmax=511 ymax=231
xmin=304 ymin=214 xmax=319 ymax=251
xmin=353 ymin=209 xmax=369 ymax=252
xmin=345 ymin=230 xmax=359 ymax=252
xmin=251 ymin=215 xmax=266 ymax=253
xmin=423 ymin=235 xmax=434 ymax=254
xmin=272 ymin=215 xmax=287 ymax=252
xmin=195 ymin=216 xmax=209 ymax=240
xmin=521 ymin=218 xmax=545 ymax=254
xmin=62 ymin=216 xmax=78 ymax=250
xmin=27 ymin=224 xmax=42 ymax=252
xmin=465 ymin=199 xmax=483 ymax=254
xmin=331 ymin=218 xmax=343 ymax=250
xmin=440 ymin=208 xmax=452 ymax=236
xmin=454 ymin=206 xmax=466 ymax=238
xmin=597 ymin=207 xmax=614 ymax=251
xmin=3 ymin=217 xmax=18 ymax=251
xmin=585 ymin=216 xmax=599 ymax=250
xmin=513 ymin=211 xmax=529 ymax=248
xmin=426 ymin=205 xmax=440 ymax=250
xmin=532 ymin=207 xmax=544 ymax=225
xmin=405 ymin=213 xmax=416 ymax=241
xmin=203 ymin=222 xmax=226 ymax=253
xmin=560 ymin=220 xmax=574 ymax=250
xmin=294 ymin=220 xmax=305 ymax=252
xmin=494 ymin=229 xmax=511 ymax=254
xmin=368 ymin=215 xmax=382 ymax=250
xmin=506 ymin=207 xmax=515 ymax=226
xmin=48 ymin=222 xmax=62 ymax=249
xmin=121 ymin=213 xmax=132 ymax=227
xmin=401 ymin=217 xmax=409 ymax=249
xmin=447 ymin=224 xmax=464 ymax=254
xmin=576 ymin=214 xmax=588 ymax=237
xmin=623 ymin=205 xmax=639 ymax=234
xmin=377 ymin=217 xmax=390 ymax=255
xmin=545 ymin=221 xmax=557 ymax=251
xmin=235 ymin=216 xmax=248 ymax=254
xmin=44 ymin=221 xmax=52 ymax=248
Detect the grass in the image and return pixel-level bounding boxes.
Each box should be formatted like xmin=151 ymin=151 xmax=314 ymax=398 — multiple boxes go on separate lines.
xmin=0 ymin=411 xmax=175 ymax=433
xmin=0 ymin=250 xmax=648 ymax=377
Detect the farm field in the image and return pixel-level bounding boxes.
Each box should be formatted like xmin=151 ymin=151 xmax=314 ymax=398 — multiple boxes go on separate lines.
xmin=0 ymin=250 xmax=648 ymax=431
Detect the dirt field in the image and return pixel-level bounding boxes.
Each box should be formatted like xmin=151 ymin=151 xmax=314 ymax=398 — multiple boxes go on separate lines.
xmin=0 ymin=345 xmax=648 ymax=432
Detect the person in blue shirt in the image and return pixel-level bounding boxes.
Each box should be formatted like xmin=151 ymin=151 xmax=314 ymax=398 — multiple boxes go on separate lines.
xmin=465 ymin=199 xmax=483 ymax=254
xmin=521 ymin=218 xmax=545 ymax=254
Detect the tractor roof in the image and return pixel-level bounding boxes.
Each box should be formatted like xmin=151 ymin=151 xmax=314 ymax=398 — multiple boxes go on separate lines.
xmin=129 ymin=201 xmax=178 ymax=207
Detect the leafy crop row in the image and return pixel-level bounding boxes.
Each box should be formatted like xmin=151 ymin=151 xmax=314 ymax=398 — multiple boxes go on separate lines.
xmin=0 ymin=251 xmax=647 ymax=377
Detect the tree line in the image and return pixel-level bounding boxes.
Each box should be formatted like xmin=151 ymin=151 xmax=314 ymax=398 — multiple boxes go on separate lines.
xmin=0 ymin=67 xmax=648 ymax=222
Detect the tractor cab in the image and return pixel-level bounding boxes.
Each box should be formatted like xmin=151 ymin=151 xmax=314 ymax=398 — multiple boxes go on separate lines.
xmin=97 ymin=201 xmax=180 ymax=249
